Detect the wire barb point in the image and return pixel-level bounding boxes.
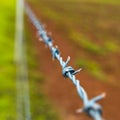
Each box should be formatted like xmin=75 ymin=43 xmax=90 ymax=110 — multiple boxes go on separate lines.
xmin=73 ymin=68 xmax=82 ymax=75
xmin=76 ymin=108 xmax=83 ymax=113
xmin=25 ymin=4 xmax=105 ymax=120
xmin=38 ymin=37 xmax=43 ymax=41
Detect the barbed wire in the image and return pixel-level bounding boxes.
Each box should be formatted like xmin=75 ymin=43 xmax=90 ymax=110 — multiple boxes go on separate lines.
xmin=25 ymin=4 xmax=106 ymax=120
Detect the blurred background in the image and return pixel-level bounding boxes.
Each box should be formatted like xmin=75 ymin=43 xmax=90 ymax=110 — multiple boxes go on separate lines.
xmin=0 ymin=0 xmax=120 ymax=120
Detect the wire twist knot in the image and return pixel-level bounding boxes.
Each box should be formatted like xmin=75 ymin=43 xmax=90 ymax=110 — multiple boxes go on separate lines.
xmin=62 ymin=66 xmax=76 ymax=78
xmin=84 ymin=103 xmax=102 ymax=117
xmin=51 ymin=47 xmax=60 ymax=59
xmin=25 ymin=5 xmax=106 ymax=120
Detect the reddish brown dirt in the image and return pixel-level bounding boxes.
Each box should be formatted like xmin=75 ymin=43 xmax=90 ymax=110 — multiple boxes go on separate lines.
xmin=26 ymin=4 xmax=120 ymax=120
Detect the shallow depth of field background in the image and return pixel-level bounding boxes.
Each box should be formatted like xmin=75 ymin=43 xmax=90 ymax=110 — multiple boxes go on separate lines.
xmin=0 ymin=0 xmax=120 ymax=120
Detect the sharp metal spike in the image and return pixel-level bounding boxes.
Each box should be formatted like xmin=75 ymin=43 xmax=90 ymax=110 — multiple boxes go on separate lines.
xmin=76 ymin=108 xmax=84 ymax=113
xmin=25 ymin=4 xmax=105 ymax=120
xmin=73 ymin=68 xmax=82 ymax=75
xmin=38 ymin=37 xmax=43 ymax=41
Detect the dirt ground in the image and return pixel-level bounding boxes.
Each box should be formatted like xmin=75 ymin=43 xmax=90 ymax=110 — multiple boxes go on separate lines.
xmin=26 ymin=4 xmax=120 ymax=120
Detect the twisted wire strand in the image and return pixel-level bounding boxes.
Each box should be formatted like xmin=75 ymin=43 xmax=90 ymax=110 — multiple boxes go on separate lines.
xmin=25 ymin=4 xmax=105 ymax=120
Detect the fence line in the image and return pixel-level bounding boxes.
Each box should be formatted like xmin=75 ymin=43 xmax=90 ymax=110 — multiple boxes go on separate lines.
xmin=14 ymin=0 xmax=31 ymax=120
xmin=25 ymin=4 xmax=105 ymax=120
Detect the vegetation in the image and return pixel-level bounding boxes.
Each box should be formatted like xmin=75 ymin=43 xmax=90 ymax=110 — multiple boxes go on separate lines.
xmin=75 ymin=58 xmax=106 ymax=80
xmin=69 ymin=31 xmax=102 ymax=54
xmin=0 ymin=1 xmax=16 ymax=119
xmin=53 ymin=0 xmax=120 ymax=5
xmin=0 ymin=1 xmax=60 ymax=120
xmin=1 ymin=0 xmax=120 ymax=119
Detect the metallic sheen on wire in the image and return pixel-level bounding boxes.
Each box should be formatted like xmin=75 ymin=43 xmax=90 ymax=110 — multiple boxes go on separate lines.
xmin=25 ymin=4 xmax=105 ymax=120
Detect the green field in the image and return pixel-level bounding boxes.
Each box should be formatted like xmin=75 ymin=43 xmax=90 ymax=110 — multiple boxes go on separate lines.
xmin=0 ymin=1 xmax=16 ymax=119
xmin=0 ymin=1 xmax=60 ymax=120
xmin=52 ymin=0 xmax=120 ymax=5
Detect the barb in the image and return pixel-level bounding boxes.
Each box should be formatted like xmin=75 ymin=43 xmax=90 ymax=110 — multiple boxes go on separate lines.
xmin=25 ymin=4 xmax=105 ymax=120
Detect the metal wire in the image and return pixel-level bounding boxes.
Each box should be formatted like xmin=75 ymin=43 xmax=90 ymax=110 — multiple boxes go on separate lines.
xmin=25 ymin=4 xmax=105 ymax=120
xmin=14 ymin=0 xmax=31 ymax=120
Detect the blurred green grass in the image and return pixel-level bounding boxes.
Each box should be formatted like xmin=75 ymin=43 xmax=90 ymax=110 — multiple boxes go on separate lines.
xmin=0 ymin=1 xmax=60 ymax=120
xmin=75 ymin=58 xmax=106 ymax=80
xmin=0 ymin=0 xmax=16 ymax=119
xmin=69 ymin=31 xmax=119 ymax=54
xmin=56 ymin=0 xmax=120 ymax=5
xmin=69 ymin=31 xmax=103 ymax=54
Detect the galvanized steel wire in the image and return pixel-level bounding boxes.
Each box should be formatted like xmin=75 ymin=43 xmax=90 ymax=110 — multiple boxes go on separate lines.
xmin=25 ymin=4 xmax=105 ymax=120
